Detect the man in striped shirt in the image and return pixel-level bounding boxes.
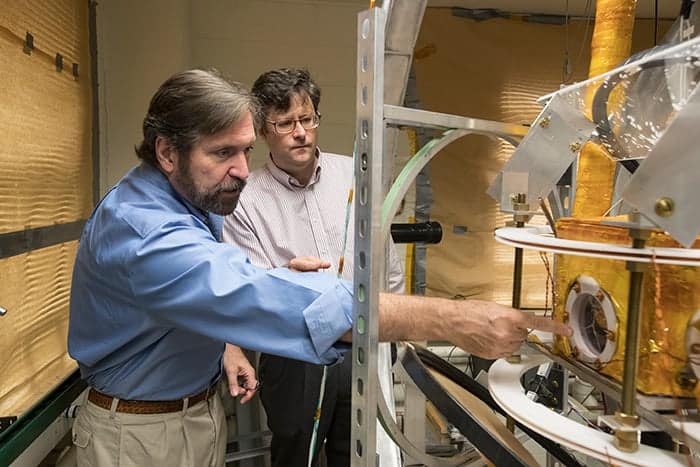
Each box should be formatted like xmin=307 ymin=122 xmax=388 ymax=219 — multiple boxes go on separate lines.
xmin=223 ymin=68 xmax=402 ymax=467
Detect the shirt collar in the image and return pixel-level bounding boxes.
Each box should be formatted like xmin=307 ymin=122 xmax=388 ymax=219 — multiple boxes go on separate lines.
xmin=137 ymin=163 xmax=223 ymax=241
xmin=266 ymin=148 xmax=322 ymax=189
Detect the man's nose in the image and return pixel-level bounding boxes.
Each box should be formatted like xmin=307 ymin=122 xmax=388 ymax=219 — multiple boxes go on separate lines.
xmin=291 ymin=120 xmax=306 ymax=138
xmin=229 ymin=153 xmax=249 ymax=180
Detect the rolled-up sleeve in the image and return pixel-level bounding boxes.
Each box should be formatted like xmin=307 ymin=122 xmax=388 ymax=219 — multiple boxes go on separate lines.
xmin=302 ymin=278 xmax=353 ymax=364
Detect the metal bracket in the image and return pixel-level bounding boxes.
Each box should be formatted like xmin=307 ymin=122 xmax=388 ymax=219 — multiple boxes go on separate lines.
xmin=622 ymin=78 xmax=700 ymax=247
xmin=23 ymin=32 xmax=34 ymax=55
xmin=55 ymin=53 xmax=63 ymax=72
xmin=487 ymin=93 xmax=595 ymax=210
xmin=72 ymin=62 xmax=79 ymax=79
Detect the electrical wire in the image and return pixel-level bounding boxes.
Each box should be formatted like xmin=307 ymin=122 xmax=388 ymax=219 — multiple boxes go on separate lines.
xmin=307 ymin=366 xmax=328 ymax=467
xmin=564 ymin=0 xmax=595 ymax=82
xmin=306 ymin=142 xmax=356 ymax=467
xmin=446 ymin=345 xmax=458 ymax=364
xmin=654 ymin=0 xmax=660 ymax=46
xmin=563 ymin=0 xmax=571 ymax=83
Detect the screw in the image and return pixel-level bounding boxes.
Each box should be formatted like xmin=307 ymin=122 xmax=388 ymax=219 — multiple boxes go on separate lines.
xmin=654 ymin=197 xmax=675 ymax=218
xmin=569 ymin=141 xmax=582 ymax=153
xmin=539 ymin=116 xmax=551 ymax=128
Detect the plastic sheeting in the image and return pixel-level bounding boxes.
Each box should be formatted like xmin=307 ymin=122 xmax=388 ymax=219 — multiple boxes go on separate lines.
xmin=0 ymin=0 xmax=91 ymax=418
xmin=412 ymin=8 xmax=669 ymax=306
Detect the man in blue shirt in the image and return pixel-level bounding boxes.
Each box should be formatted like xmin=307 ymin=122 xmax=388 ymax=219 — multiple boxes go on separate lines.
xmin=68 ymin=69 xmax=570 ymax=467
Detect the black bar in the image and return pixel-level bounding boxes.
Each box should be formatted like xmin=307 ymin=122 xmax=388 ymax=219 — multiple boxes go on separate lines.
xmin=680 ymin=0 xmax=694 ymax=19
xmin=401 ymin=347 xmax=531 ymax=467
xmin=390 ymin=221 xmax=442 ymax=244
xmin=0 ymin=220 xmax=85 ymax=259
xmin=411 ymin=346 xmax=584 ymax=467
xmin=89 ymin=0 xmax=100 ymax=205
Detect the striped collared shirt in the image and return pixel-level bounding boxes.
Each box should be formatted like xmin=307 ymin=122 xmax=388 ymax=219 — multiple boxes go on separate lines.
xmin=223 ymin=150 xmax=404 ymax=292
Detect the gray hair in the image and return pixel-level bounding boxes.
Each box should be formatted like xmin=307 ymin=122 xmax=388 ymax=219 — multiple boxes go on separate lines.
xmin=135 ymin=69 xmax=259 ymax=165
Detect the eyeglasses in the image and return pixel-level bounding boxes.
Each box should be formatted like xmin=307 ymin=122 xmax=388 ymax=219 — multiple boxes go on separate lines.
xmin=266 ymin=113 xmax=321 ymax=135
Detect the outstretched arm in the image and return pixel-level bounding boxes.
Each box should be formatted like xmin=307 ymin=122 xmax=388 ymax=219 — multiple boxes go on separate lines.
xmin=341 ymin=293 xmax=571 ymax=360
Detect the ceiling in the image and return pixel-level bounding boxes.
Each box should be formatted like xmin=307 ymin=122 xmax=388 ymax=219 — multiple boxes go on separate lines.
xmin=425 ymin=0 xmax=683 ymax=19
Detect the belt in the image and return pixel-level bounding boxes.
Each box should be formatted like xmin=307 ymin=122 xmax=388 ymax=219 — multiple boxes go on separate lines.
xmin=87 ymin=384 xmax=217 ymax=414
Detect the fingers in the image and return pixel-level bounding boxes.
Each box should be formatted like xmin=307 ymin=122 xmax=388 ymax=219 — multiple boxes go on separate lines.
xmin=287 ymin=256 xmax=331 ymax=272
xmin=234 ymin=376 xmax=259 ymax=402
xmin=522 ymin=314 xmax=572 ymax=337
xmin=238 ymin=380 xmax=259 ymax=404
xmin=228 ymin=379 xmax=242 ymax=398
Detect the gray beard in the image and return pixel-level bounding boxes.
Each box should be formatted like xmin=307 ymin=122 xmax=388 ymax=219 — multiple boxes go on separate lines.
xmin=174 ymin=160 xmax=247 ymax=215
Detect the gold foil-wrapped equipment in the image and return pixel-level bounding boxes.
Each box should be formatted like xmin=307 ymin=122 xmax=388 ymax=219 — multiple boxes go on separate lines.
xmin=553 ymin=218 xmax=700 ymax=397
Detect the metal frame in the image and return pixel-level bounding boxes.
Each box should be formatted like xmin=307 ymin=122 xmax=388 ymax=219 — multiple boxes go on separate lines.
xmin=352 ymin=8 xmax=385 ymax=466
xmin=353 ymin=6 xmax=531 ymax=467
xmin=384 ymin=105 xmax=527 ymax=144
xmin=353 ymin=6 xmax=700 ymax=467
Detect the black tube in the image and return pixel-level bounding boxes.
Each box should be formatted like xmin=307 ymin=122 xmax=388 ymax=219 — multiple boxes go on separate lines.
xmin=390 ymin=221 xmax=442 ymax=244
xmin=680 ymin=0 xmax=695 ymax=19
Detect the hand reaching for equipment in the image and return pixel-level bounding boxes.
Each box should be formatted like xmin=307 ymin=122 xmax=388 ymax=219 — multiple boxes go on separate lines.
xmin=444 ymin=300 xmax=572 ymax=359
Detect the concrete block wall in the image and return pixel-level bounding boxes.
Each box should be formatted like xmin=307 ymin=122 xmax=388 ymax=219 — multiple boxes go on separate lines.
xmin=97 ymin=0 xmax=370 ymax=189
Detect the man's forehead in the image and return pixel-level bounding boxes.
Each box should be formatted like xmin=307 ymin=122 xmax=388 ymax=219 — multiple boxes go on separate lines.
xmin=205 ymin=115 xmax=256 ymax=145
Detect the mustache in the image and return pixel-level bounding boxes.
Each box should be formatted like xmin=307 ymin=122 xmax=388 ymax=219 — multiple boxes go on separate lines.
xmin=218 ymin=178 xmax=247 ymax=193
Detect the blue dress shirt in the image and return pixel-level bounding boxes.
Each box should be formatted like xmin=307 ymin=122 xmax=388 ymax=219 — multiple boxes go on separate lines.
xmin=68 ymin=163 xmax=353 ymax=400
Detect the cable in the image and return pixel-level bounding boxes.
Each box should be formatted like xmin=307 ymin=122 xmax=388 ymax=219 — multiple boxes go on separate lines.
xmin=568 ymin=0 xmax=594 ymax=81
xmin=307 ymin=366 xmax=328 ymax=467
xmin=563 ymin=0 xmax=571 ymax=83
xmin=306 ymin=142 xmax=356 ymax=467
xmin=654 ymin=0 xmax=659 ymax=46
xmin=446 ymin=345 xmax=458 ymax=364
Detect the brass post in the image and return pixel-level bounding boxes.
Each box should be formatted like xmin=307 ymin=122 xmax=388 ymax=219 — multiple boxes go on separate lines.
xmin=507 ymin=193 xmax=528 ymax=367
xmin=511 ymin=192 xmax=528 ymax=312
xmin=507 ymin=194 xmax=528 ymax=436
xmin=614 ymin=227 xmax=649 ymax=452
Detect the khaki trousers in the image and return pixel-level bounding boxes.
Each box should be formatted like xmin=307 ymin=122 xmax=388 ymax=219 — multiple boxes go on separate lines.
xmin=72 ymin=392 xmax=227 ymax=467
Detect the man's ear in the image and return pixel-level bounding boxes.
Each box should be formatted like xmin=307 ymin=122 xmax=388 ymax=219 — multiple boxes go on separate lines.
xmin=155 ymin=136 xmax=177 ymax=174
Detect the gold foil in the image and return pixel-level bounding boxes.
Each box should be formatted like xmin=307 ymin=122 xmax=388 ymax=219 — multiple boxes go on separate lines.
xmin=584 ymin=0 xmax=637 ymax=115
xmin=573 ymin=0 xmax=637 ymax=217
xmin=571 ymin=142 xmax=616 ymax=217
xmin=553 ymin=218 xmax=700 ymax=397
